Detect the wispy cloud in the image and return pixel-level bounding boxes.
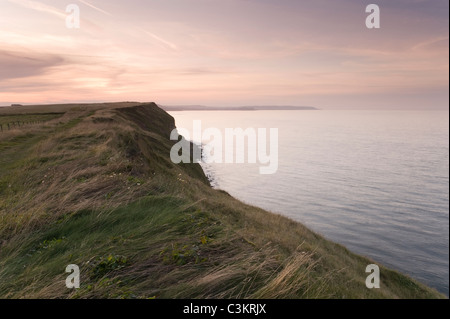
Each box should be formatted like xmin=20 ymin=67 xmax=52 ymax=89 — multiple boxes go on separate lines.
xmin=78 ymin=0 xmax=113 ymax=17
xmin=0 ymin=49 xmax=65 ymax=81
xmin=142 ymin=30 xmax=178 ymax=51
xmin=411 ymin=36 xmax=449 ymax=53
xmin=6 ymin=0 xmax=66 ymax=19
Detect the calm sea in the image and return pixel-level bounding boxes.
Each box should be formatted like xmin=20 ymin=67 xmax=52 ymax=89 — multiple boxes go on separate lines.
xmin=169 ymin=110 xmax=449 ymax=295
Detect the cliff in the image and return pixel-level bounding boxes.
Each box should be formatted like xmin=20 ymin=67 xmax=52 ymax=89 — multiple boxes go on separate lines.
xmin=0 ymin=102 xmax=444 ymax=299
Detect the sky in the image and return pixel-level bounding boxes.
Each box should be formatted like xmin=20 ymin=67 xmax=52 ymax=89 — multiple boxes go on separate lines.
xmin=0 ymin=0 xmax=448 ymax=109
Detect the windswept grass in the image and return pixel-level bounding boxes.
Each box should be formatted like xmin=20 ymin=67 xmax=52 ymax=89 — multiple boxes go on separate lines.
xmin=0 ymin=113 xmax=64 ymax=127
xmin=0 ymin=102 xmax=445 ymax=299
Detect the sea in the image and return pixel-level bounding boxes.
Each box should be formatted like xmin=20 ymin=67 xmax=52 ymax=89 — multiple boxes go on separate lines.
xmin=169 ymin=109 xmax=449 ymax=295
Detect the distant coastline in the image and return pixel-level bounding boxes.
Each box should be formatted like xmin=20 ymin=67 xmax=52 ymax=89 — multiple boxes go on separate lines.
xmin=159 ymin=105 xmax=318 ymax=111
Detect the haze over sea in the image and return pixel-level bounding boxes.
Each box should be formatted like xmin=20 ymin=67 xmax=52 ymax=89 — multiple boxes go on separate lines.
xmin=169 ymin=109 xmax=449 ymax=295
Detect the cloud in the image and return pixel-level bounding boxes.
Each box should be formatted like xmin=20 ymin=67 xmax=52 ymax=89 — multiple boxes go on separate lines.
xmin=142 ymin=30 xmax=178 ymax=51
xmin=0 ymin=50 xmax=65 ymax=81
xmin=1 ymin=0 xmax=448 ymax=108
xmin=78 ymin=0 xmax=113 ymax=17
xmin=6 ymin=0 xmax=66 ymax=19
xmin=411 ymin=37 xmax=450 ymax=53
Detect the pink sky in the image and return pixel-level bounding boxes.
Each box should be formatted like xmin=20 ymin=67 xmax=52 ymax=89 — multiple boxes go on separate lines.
xmin=0 ymin=0 xmax=448 ymax=109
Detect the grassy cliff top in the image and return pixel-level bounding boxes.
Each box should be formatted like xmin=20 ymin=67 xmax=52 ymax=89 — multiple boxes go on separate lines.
xmin=0 ymin=102 xmax=445 ymax=299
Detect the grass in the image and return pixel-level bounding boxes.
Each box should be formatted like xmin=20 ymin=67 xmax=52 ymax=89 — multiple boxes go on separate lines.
xmin=0 ymin=102 xmax=446 ymax=299
xmin=0 ymin=113 xmax=64 ymax=127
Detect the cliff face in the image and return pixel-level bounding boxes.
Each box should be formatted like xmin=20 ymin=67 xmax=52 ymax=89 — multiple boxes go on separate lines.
xmin=116 ymin=103 xmax=176 ymax=137
xmin=115 ymin=103 xmax=209 ymax=185
xmin=0 ymin=102 xmax=445 ymax=299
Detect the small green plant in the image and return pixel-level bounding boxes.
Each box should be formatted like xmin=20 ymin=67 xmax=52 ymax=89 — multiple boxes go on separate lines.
xmin=127 ymin=176 xmax=144 ymax=185
xmin=89 ymin=254 xmax=128 ymax=280
xmin=200 ymin=235 xmax=209 ymax=245
xmin=160 ymin=244 xmax=207 ymax=265
xmin=38 ymin=237 xmax=66 ymax=249
xmin=105 ymin=192 xmax=114 ymax=200
xmin=27 ymin=237 xmax=67 ymax=256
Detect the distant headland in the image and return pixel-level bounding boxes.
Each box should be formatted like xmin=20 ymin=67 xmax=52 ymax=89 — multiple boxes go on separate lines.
xmin=159 ymin=105 xmax=318 ymax=111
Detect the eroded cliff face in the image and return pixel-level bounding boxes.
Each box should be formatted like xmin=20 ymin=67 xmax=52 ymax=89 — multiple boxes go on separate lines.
xmin=114 ymin=103 xmax=209 ymax=184
xmin=116 ymin=103 xmax=176 ymax=137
